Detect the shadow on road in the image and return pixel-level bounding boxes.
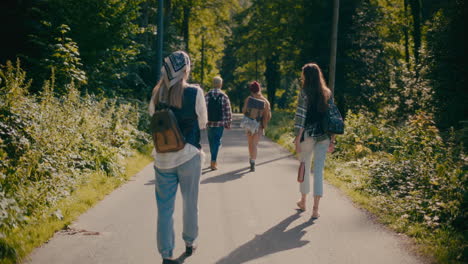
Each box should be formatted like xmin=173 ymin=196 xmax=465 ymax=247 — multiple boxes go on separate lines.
xmin=200 ymin=167 xmax=251 ymax=184
xmin=144 ymin=152 xmax=294 ymax=186
xmin=215 ymin=211 xmax=314 ymax=264
xmin=200 ymin=154 xmax=294 ymax=185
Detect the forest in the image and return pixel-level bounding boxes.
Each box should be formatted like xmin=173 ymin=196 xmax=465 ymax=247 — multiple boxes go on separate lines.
xmin=0 ymin=0 xmax=466 ymax=263
xmin=1 ymin=0 xmax=466 ymax=128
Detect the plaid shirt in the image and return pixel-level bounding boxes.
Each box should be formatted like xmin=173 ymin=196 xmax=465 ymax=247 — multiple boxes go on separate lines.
xmin=205 ymin=89 xmax=232 ymax=128
xmin=294 ymin=91 xmax=325 ymax=137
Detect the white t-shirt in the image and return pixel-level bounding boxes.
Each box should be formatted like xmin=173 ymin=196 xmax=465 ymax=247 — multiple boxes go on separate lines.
xmin=148 ymin=85 xmax=207 ymax=169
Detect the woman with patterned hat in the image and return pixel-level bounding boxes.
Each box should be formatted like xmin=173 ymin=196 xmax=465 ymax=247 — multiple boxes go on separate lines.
xmin=148 ymin=51 xmax=207 ymax=264
xmin=240 ymin=81 xmax=271 ymax=172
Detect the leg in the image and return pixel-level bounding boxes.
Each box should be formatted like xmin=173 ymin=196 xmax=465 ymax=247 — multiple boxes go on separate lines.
xmin=246 ymin=133 xmax=256 ymax=171
xmin=297 ymin=193 xmax=307 ymax=211
xmin=154 ymin=166 xmax=179 ymax=259
xmin=247 ymin=133 xmax=254 ymax=160
xmin=312 ymin=138 xmax=329 ymax=197
xmin=177 ymin=154 xmax=202 ymax=248
xmin=299 ymin=136 xmax=314 ymax=196
xmin=312 ymin=138 xmax=330 ymax=217
xmin=211 ymin=127 xmax=224 ymax=162
xmin=207 ymin=127 xmax=215 ymax=161
xmin=250 ymin=130 xmax=261 ymax=160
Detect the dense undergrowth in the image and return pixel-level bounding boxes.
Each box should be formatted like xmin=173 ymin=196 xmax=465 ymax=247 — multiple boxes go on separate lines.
xmin=0 ymin=61 xmax=151 ymax=261
xmin=266 ymin=110 xmax=467 ymax=263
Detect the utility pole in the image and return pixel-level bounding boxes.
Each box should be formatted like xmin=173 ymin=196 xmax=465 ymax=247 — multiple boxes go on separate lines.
xmin=255 ymin=50 xmax=258 ymax=80
xmin=155 ymin=0 xmax=164 ymax=83
xmin=201 ymin=32 xmax=205 ymax=88
xmin=329 ymin=0 xmax=340 ymax=93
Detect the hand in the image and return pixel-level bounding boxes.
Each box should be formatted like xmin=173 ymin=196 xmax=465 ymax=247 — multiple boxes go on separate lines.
xmin=328 ymin=142 xmax=335 ymax=153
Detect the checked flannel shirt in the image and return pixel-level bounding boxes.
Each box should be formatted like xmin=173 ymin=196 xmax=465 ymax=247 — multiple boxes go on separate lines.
xmin=205 ymin=88 xmax=232 ymax=128
xmin=294 ymin=91 xmax=325 ymax=137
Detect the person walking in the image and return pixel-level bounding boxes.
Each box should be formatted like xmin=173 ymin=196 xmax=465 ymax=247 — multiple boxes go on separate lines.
xmin=205 ymin=76 xmax=232 ymax=170
xmin=241 ymin=81 xmax=271 ymax=172
xmin=148 ymin=51 xmax=207 ymax=264
xmin=293 ymin=63 xmax=335 ymax=219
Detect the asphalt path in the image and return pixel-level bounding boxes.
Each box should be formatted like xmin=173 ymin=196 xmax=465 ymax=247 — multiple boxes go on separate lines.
xmin=26 ymin=114 xmax=424 ymax=264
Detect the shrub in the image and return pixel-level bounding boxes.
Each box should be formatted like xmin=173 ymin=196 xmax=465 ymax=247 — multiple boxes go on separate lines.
xmin=334 ymin=109 xmax=466 ymax=232
xmin=0 ymin=61 xmax=150 ymax=245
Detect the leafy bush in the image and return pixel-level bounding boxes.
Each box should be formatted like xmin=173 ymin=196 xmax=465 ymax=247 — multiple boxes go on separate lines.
xmin=264 ymin=111 xmax=295 ymax=152
xmin=334 ymin=109 xmax=467 ymax=262
xmin=0 ymin=61 xmax=150 ymax=245
xmin=367 ymin=112 xmax=466 ymax=230
xmin=267 ymin=107 xmax=467 ymax=262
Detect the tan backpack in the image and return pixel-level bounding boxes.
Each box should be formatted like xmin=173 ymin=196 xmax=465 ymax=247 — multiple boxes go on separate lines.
xmin=150 ymin=88 xmax=186 ymax=153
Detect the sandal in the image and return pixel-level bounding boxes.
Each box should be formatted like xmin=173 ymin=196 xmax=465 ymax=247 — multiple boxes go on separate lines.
xmin=296 ymin=200 xmax=306 ymax=211
xmin=311 ymin=206 xmax=320 ymax=219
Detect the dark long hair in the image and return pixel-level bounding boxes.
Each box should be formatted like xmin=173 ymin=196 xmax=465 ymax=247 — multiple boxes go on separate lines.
xmin=301 ymin=63 xmax=331 ymax=114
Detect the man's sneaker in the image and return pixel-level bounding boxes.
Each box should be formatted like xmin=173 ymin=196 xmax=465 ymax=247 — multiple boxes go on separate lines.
xmin=162 ymin=259 xmax=178 ymax=264
xmin=210 ymin=161 xmax=217 ymax=170
xmin=185 ymin=245 xmax=197 ymax=256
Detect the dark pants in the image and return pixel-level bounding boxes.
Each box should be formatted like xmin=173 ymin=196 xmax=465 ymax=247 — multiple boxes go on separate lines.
xmin=207 ymin=126 xmax=224 ymax=162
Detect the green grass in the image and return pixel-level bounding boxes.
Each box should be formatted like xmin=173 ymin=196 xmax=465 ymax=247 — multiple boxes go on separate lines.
xmin=324 ymin=162 xmax=466 ymax=263
xmin=1 ymin=147 xmax=153 ymax=264
xmin=265 ymin=111 xmax=466 ymax=264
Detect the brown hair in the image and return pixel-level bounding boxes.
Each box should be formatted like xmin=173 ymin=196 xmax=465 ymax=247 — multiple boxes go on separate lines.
xmin=301 ymin=63 xmax=331 ymax=113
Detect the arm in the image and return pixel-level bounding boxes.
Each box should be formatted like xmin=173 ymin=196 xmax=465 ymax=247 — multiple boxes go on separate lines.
xmin=196 ymin=88 xmax=208 ymax=129
xmin=328 ymin=134 xmax=336 ymax=152
xmin=294 ymin=127 xmax=304 ymax=153
xmin=294 ymin=91 xmax=307 ymax=136
xmin=224 ymin=94 xmax=233 ymax=129
xmin=242 ymin=97 xmax=249 ymax=114
xmin=204 ymin=91 xmax=210 ymax=110
xmin=262 ymin=100 xmax=272 ymax=128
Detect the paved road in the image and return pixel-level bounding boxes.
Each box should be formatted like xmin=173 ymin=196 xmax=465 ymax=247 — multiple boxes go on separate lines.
xmin=27 ymin=114 xmax=424 ymax=264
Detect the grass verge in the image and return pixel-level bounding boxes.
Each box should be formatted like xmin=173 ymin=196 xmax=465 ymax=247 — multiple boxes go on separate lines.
xmin=265 ymin=111 xmax=465 ymax=264
xmin=2 ymin=147 xmax=153 ymax=264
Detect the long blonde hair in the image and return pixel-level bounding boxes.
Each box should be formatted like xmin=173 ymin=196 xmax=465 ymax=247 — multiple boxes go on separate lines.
xmin=150 ymin=63 xmax=191 ymax=111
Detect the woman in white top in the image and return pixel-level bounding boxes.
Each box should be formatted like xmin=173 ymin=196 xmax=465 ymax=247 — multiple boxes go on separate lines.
xmin=148 ymin=51 xmax=207 ymax=264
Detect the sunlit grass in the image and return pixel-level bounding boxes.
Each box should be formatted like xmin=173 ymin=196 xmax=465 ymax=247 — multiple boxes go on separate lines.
xmin=1 ymin=149 xmax=153 ymax=264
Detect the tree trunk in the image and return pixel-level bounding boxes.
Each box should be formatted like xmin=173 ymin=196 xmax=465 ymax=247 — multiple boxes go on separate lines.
xmin=201 ymin=33 xmax=205 ymax=88
xmin=155 ymin=0 xmax=164 ymax=83
xmin=183 ymin=0 xmax=192 ymax=51
xmin=328 ymin=0 xmax=340 ymax=93
xmin=409 ymin=0 xmax=422 ymax=70
xmin=163 ymin=0 xmax=172 ymax=51
xmin=404 ymin=0 xmax=410 ymax=68
xmin=264 ymin=54 xmax=280 ymax=110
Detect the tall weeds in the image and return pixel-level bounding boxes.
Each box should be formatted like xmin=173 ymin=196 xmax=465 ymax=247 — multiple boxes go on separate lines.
xmin=0 ymin=61 xmax=150 ymax=258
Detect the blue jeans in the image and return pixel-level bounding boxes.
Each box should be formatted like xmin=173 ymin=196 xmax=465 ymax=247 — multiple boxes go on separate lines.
xmin=207 ymin=126 xmax=224 ymax=162
xmin=154 ymin=153 xmax=201 ymax=259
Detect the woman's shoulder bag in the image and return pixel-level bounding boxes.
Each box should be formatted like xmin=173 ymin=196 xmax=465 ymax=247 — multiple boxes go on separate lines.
xmin=321 ymin=98 xmax=344 ymax=134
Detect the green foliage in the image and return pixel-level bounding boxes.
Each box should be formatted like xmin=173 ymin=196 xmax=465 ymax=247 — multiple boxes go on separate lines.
xmin=1 ymin=0 xmax=151 ymax=98
xmin=0 ymin=61 xmax=150 ymax=258
xmin=34 ymin=23 xmax=87 ymax=91
xmin=267 ymin=109 xmax=467 ymax=263
xmin=264 ymin=111 xmax=295 ymax=152
xmin=334 ymin=110 xmax=467 ymax=263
